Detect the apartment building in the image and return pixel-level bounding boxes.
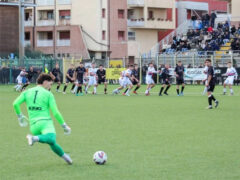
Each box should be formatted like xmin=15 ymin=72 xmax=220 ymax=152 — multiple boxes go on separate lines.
xmin=24 ymin=0 xmax=128 ymax=59
xmin=127 ymin=0 xmax=176 ymax=61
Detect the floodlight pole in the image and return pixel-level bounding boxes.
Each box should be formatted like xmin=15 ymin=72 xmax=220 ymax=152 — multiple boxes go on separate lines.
xmin=19 ymin=0 xmax=25 ymax=66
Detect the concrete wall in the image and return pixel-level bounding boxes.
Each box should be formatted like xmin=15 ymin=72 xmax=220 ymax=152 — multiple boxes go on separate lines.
xmin=128 ymin=29 xmax=158 ymax=57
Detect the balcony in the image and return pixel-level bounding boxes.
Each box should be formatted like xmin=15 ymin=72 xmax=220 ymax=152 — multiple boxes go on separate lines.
xmin=37 ymin=0 xmax=54 ymax=6
xmin=24 ymin=41 xmax=31 ymax=47
xmin=128 ymin=19 xmax=145 ymax=27
xmin=128 ymin=19 xmax=175 ymax=29
xmin=37 ymin=20 xmax=55 ymax=26
xmin=128 ymin=0 xmax=144 ymax=7
xmin=37 ymin=40 xmax=53 ymax=47
xmin=147 ymin=0 xmax=174 ymax=9
xmin=24 ymin=20 xmax=33 ymax=26
xmin=57 ymin=40 xmax=70 ymax=46
xmin=59 ymin=19 xmax=71 ymax=26
xmin=145 ymin=19 xmax=175 ymax=29
xmin=58 ymin=0 xmax=71 ymax=5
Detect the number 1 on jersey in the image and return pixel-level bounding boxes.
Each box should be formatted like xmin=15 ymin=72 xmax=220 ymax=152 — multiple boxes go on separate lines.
xmin=34 ymin=90 xmax=38 ymax=104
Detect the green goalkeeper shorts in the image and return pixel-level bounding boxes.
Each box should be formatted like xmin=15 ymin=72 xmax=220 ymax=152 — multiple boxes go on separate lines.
xmin=30 ymin=120 xmax=56 ymax=135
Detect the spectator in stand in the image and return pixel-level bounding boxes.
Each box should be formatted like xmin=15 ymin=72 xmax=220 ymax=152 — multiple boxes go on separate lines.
xmin=206 ymin=13 xmax=210 ymax=27
xmin=231 ymin=25 xmax=236 ymax=35
xmin=207 ymin=26 xmax=213 ymax=33
xmin=210 ymin=10 xmax=217 ymax=28
xmin=223 ymin=31 xmax=230 ymax=44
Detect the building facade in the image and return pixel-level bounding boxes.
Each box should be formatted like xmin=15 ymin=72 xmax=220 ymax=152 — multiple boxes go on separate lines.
xmin=127 ymin=0 xmax=176 ymax=61
xmin=24 ymin=0 xmax=128 ymax=59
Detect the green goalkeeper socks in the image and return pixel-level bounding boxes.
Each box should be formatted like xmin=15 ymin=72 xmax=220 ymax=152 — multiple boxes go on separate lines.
xmin=38 ymin=133 xmax=64 ymax=157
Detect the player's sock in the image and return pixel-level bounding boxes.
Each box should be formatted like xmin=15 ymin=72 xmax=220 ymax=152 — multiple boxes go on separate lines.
xmin=38 ymin=133 xmax=65 ymax=157
xmin=181 ymin=86 xmax=185 ymax=93
xmin=73 ymin=85 xmax=78 ymax=93
xmin=56 ymin=85 xmax=60 ymax=91
xmin=203 ymin=87 xmax=207 ymax=95
xmin=124 ymin=88 xmax=128 ymax=94
xmin=211 ymin=95 xmax=216 ymax=101
xmin=176 ymin=89 xmax=179 ymax=95
xmin=159 ymin=87 xmax=164 ymax=95
xmin=208 ymin=95 xmax=212 ymax=106
xmin=164 ymin=86 xmax=170 ymax=93
xmin=71 ymin=84 xmax=75 ymax=91
xmin=16 ymin=85 xmax=22 ymax=91
xmin=63 ymin=85 xmax=67 ymax=92
xmin=230 ymin=88 xmax=233 ymax=94
xmin=77 ymin=86 xmax=81 ymax=94
xmin=94 ymin=87 xmax=97 ymax=94
xmin=21 ymin=84 xmax=29 ymax=91
xmin=134 ymin=86 xmax=140 ymax=91
xmin=223 ymin=88 xmax=227 ymax=93
xmin=104 ymin=88 xmax=107 ymax=93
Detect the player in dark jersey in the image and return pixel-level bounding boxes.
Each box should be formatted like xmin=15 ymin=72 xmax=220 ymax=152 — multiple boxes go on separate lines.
xmin=74 ymin=62 xmax=86 ymax=96
xmin=63 ymin=64 xmax=75 ymax=94
xmin=96 ymin=65 xmax=108 ymax=94
xmin=21 ymin=66 xmax=38 ymax=91
xmin=131 ymin=64 xmax=141 ymax=94
xmin=174 ymin=61 xmax=185 ymax=96
xmin=50 ymin=64 xmax=61 ymax=92
xmin=159 ymin=64 xmax=171 ymax=96
xmin=205 ymin=59 xmax=219 ymax=109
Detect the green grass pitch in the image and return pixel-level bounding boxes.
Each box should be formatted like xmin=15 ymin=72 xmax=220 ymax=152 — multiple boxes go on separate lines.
xmin=0 ymin=84 xmax=240 ymax=180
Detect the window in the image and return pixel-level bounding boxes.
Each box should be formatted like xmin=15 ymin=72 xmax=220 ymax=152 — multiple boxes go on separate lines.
xmin=102 ymin=8 xmax=106 ymax=18
xmin=59 ymin=31 xmax=70 ymax=40
xmin=102 ymin=30 xmax=106 ymax=40
xmin=47 ymin=32 xmax=53 ymax=40
xmin=101 ymin=52 xmax=106 ymax=60
xmin=25 ymin=12 xmax=32 ymax=21
xmin=39 ymin=10 xmax=54 ymax=20
xmin=118 ymin=9 xmax=124 ymax=19
xmin=38 ymin=31 xmax=53 ymax=40
xmin=128 ymin=31 xmax=135 ymax=41
xmin=59 ymin=10 xmax=71 ymax=20
xmin=25 ymin=32 xmax=30 ymax=40
xmin=118 ymin=31 xmax=125 ymax=41
xmin=148 ymin=10 xmax=153 ymax=19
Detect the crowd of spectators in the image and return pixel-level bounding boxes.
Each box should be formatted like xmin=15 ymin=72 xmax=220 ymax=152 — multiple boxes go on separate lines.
xmin=162 ymin=11 xmax=240 ymax=54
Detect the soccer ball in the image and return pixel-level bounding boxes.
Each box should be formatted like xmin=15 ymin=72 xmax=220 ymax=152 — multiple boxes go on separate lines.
xmin=93 ymin=151 xmax=107 ymax=165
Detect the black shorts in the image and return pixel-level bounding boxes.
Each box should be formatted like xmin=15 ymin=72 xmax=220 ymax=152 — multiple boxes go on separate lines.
xmin=207 ymin=83 xmax=215 ymax=92
xmin=132 ymin=80 xmax=139 ymax=85
xmin=176 ymin=78 xmax=184 ymax=85
xmin=77 ymin=79 xmax=83 ymax=85
xmin=54 ymin=77 xmax=60 ymax=83
xmin=162 ymin=79 xmax=170 ymax=85
xmin=98 ymin=78 xmax=107 ymax=84
xmin=66 ymin=78 xmax=74 ymax=83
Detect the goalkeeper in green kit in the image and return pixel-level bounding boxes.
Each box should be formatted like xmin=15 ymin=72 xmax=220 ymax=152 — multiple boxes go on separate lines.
xmin=13 ymin=73 xmax=73 ymax=165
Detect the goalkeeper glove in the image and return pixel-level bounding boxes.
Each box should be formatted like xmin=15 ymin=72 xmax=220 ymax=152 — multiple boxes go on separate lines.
xmin=62 ymin=123 xmax=71 ymax=135
xmin=17 ymin=114 xmax=28 ymax=127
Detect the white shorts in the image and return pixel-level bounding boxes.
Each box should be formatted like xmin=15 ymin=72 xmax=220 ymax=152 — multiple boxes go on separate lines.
xmin=146 ymin=77 xmax=155 ymax=85
xmin=119 ymin=78 xmax=124 ymax=87
xmin=224 ymin=77 xmax=234 ymax=85
xmin=122 ymin=78 xmax=132 ymax=87
xmin=88 ymin=77 xmax=97 ymax=86
xmin=16 ymin=76 xmax=23 ymax=84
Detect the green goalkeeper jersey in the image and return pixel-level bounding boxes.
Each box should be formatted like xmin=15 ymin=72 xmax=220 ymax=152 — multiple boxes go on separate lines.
xmin=13 ymin=86 xmax=65 ymax=125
